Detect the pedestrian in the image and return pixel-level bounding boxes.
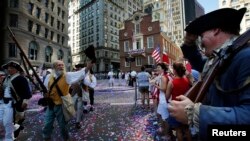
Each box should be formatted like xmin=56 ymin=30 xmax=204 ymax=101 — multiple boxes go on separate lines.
xmin=70 ymin=63 xmax=85 ymax=129
xmin=0 ymin=61 xmax=32 ymax=140
xmin=84 ymin=69 xmax=97 ymax=111
xmin=118 ymin=71 xmax=123 ymax=86
xmin=149 ymin=69 xmax=159 ymax=117
xmin=152 ymin=63 xmax=170 ymax=139
xmin=168 ymin=8 xmax=250 ymax=141
xmin=42 ymin=45 xmax=96 ymax=141
xmin=125 ymin=72 xmax=129 ymax=86
xmin=166 ymin=61 xmax=192 ymax=141
xmin=108 ymin=70 xmax=114 ymax=87
xmin=136 ymin=66 xmax=150 ymax=109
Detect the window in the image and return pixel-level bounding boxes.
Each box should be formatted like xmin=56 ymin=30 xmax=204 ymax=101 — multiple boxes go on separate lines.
xmin=10 ymin=0 xmax=19 ymax=8
xmin=61 ymin=36 xmax=64 ymax=45
xmin=45 ymin=13 xmax=49 ymax=23
xmin=147 ymin=36 xmax=154 ymax=48
xmin=36 ymin=24 xmax=40 ymax=35
xmin=8 ymin=43 xmax=17 ymax=57
xmin=61 ymin=23 xmax=64 ymax=32
xmin=45 ymin=28 xmax=49 ymax=38
xmin=36 ymin=7 xmax=41 ymax=19
xmin=62 ymin=11 xmax=65 ymax=19
xmin=135 ymin=23 xmax=140 ymax=34
xmin=231 ymin=0 xmax=238 ymax=2
xmin=154 ymin=12 xmax=160 ymax=20
xmin=45 ymin=46 xmax=53 ymax=62
xmin=105 ymin=51 xmax=108 ymax=57
xmin=28 ymin=3 xmax=34 ymax=15
xmin=29 ymin=41 xmax=38 ymax=60
xmin=148 ymin=56 xmax=154 ymax=65
xmin=124 ymin=41 xmax=129 ymax=52
xmin=28 ymin=20 xmax=33 ymax=32
xmin=57 ymin=34 xmax=60 ymax=43
xmin=50 ymin=31 xmax=54 ymax=40
xmin=51 ymin=16 xmax=54 ymax=26
xmin=57 ymin=49 xmax=64 ymax=60
xmin=222 ymin=0 xmax=226 ymax=5
xmin=57 ymin=7 xmax=61 ymax=16
xmin=9 ymin=14 xmax=18 ymax=27
xmin=51 ymin=2 xmax=54 ymax=11
xmin=136 ymin=57 xmax=142 ymax=66
xmin=57 ymin=20 xmax=60 ymax=30
xmin=45 ymin=0 xmax=49 ymax=7
xmin=136 ymin=39 xmax=141 ymax=49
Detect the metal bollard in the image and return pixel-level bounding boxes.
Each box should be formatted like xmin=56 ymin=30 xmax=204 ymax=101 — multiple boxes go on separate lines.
xmin=134 ymin=81 xmax=137 ymax=106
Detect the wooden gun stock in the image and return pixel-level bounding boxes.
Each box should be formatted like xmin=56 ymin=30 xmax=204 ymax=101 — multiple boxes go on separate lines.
xmin=7 ymin=26 xmax=48 ymax=94
xmin=186 ymin=60 xmax=220 ymax=102
xmin=185 ymin=80 xmax=202 ymax=102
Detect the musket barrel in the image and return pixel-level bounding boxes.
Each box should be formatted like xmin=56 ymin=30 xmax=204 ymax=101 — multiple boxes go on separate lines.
xmin=7 ymin=26 xmax=48 ymax=94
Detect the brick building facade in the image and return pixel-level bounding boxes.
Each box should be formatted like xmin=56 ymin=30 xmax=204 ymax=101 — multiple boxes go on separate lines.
xmin=119 ymin=11 xmax=182 ymax=72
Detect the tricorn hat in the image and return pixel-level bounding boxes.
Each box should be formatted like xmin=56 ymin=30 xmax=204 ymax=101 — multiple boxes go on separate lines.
xmin=2 ymin=61 xmax=24 ymax=72
xmin=185 ymin=8 xmax=246 ymax=35
xmin=84 ymin=45 xmax=96 ymax=63
xmin=75 ymin=63 xmax=85 ymax=68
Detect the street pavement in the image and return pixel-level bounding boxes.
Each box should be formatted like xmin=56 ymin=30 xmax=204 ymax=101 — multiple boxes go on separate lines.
xmin=1 ymin=79 xmax=161 ymax=141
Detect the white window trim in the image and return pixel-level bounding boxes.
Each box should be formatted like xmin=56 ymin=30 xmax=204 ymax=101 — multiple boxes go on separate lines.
xmin=147 ymin=36 xmax=154 ymax=48
xmin=136 ymin=57 xmax=142 ymax=66
xmin=124 ymin=41 xmax=129 ymax=52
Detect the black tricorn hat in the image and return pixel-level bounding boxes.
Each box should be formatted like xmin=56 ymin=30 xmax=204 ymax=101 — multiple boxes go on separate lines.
xmin=2 ymin=61 xmax=24 ymax=72
xmin=185 ymin=8 xmax=246 ymax=35
xmin=84 ymin=45 xmax=96 ymax=63
xmin=75 ymin=63 xmax=85 ymax=68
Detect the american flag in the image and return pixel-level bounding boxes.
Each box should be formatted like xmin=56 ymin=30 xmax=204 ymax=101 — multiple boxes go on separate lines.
xmin=152 ymin=45 xmax=161 ymax=63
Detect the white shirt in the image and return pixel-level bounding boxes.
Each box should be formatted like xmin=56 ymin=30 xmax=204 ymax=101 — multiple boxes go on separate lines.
xmin=108 ymin=71 xmax=114 ymax=79
xmin=84 ymin=73 xmax=97 ymax=89
xmin=44 ymin=68 xmax=87 ymax=89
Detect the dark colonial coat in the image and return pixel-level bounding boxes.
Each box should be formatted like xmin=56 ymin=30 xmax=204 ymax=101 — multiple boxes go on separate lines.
xmin=181 ymin=43 xmax=250 ymax=140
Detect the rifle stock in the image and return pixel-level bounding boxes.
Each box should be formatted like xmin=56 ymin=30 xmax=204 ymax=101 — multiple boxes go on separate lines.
xmin=186 ymin=60 xmax=220 ymax=102
xmin=185 ymin=80 xmax=202 ymax=102
xmin=7 ymin=26 xmax=48 ymax=94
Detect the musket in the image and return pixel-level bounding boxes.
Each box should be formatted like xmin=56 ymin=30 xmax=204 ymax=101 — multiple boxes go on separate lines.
xmin=186 ymin=29 xmax=250 ymax=103
xmin=7 ymin=26 xmax=48 ymax=94
xmin=20 ymin=53 xmax=41 ymax=91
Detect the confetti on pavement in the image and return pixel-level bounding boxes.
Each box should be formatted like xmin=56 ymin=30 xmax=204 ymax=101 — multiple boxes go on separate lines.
xmin=1 ymin=79 xmax=162 ymax=141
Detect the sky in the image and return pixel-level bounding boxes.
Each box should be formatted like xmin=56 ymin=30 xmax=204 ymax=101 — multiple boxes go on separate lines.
xmin=197 ymin=0 xmax=219 ymax=13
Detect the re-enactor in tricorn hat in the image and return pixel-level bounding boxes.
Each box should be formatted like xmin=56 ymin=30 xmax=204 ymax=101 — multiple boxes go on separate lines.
xmin=1 ymin=60 xmax=32 ymax=140
xmin=185 ymin=8 xmax=246 ymax=36
xmin=2 ymin=61 xmax=24 ymax=72
xmin=168 ymin=8 xmax=250 ymax=141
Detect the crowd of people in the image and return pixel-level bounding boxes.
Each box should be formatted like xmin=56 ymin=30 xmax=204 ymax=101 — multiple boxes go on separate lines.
xmin=1 ymin=7 xmax=250 ymax=141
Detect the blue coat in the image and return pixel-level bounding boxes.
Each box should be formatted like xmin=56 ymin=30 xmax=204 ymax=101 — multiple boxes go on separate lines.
xmin=181 ymin=43 xmax=250 ymax=140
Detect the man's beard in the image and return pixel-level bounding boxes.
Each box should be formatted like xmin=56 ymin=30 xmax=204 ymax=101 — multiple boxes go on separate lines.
xmin=55 ymin=70 xmax=64 ymax=76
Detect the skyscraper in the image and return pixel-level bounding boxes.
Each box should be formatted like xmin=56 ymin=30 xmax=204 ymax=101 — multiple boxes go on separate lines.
xmin=68 ymin=0 xmax=143 ymax=73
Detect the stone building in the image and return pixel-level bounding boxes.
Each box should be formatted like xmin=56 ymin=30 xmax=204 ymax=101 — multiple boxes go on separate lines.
xmin=0 ymin=0 xmax=71 ymax=71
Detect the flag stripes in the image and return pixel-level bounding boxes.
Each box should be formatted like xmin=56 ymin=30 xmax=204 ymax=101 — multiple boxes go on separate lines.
xmin=152 ymin=46 xmax=161 ymax=63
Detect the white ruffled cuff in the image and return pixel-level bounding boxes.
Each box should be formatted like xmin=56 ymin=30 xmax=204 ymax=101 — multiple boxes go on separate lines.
xmin=185 ymin=103 xmax=201 ymax=135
